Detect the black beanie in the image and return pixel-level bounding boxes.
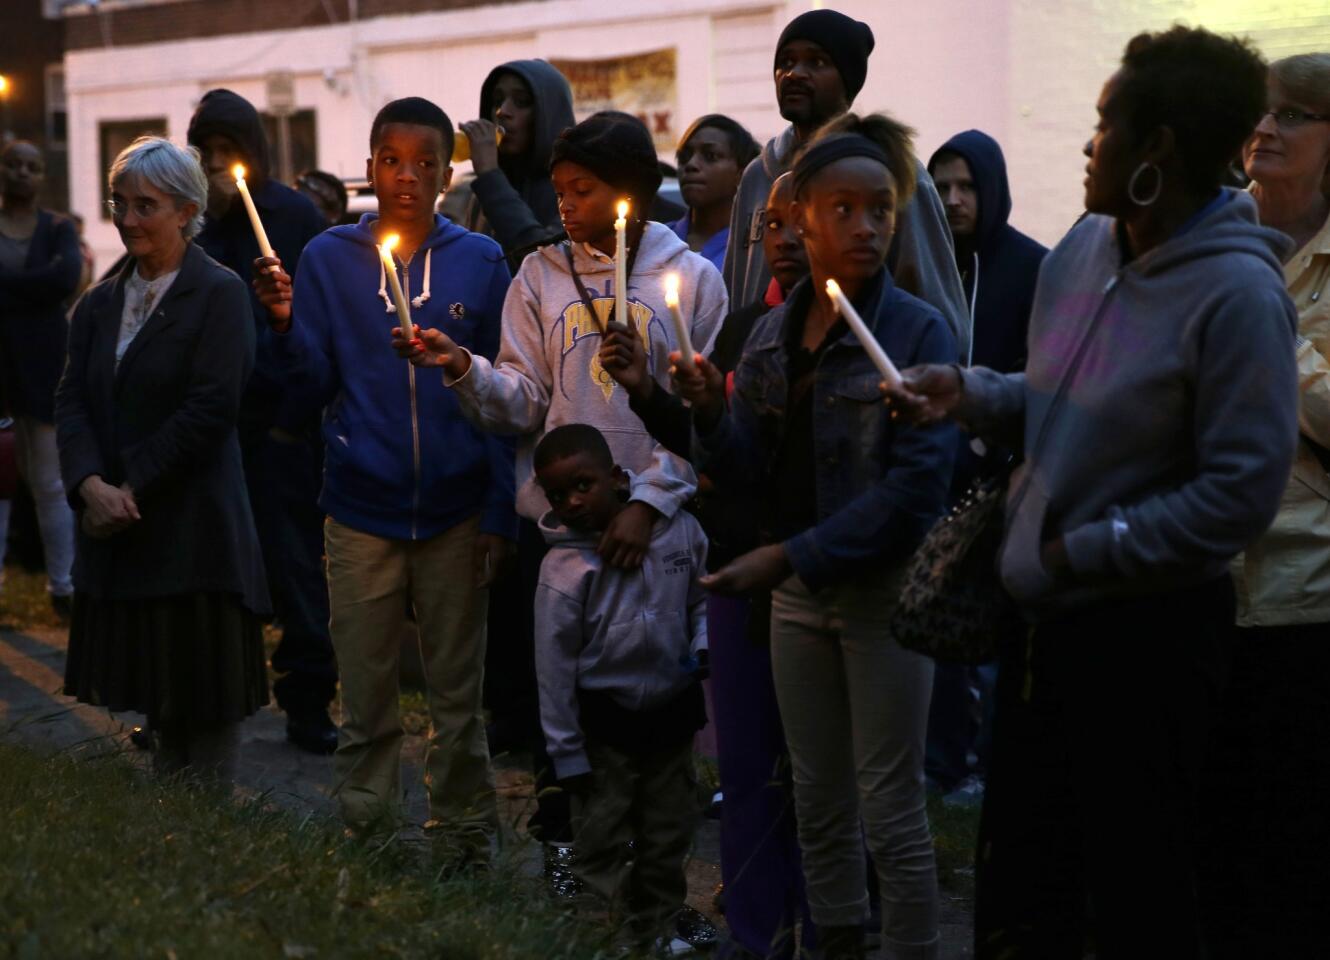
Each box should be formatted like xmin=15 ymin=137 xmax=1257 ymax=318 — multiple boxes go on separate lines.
xmin=548 ymin=112 xmax=663 ymax=212
xmin=775 ymin=10 xmax=876 ymax=103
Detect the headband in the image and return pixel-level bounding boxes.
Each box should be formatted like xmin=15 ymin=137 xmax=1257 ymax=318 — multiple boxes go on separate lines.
xmin=791 ymin=133 xmax=891 ymax=198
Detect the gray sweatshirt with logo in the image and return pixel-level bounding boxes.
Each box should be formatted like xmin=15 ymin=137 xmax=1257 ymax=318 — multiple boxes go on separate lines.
xmin=534 ymin=505 xmax=709 ymax=778
xmin=956 ymin=189 xmax=1299 ymax=614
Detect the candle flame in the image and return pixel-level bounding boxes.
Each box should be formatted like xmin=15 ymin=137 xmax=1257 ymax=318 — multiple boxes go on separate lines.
xmin=825 ymin=278 xmax=841 ymax=297
xmin=663 ymin=273 xmax=680 ymax=307
xmin=232 ymin=164 xmax=247 ymax=181
xmin=616 ymin=200 xmax=630 ymax=219
xmin=381 ymin=233 xmax=400 ymax=253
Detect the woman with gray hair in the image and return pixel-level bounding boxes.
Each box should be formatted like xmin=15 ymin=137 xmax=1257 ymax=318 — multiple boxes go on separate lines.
xmin=56 ymin=135 xmax=270 ymax=779
xmin=1203 ymin=52 xmax=1330 ymax=958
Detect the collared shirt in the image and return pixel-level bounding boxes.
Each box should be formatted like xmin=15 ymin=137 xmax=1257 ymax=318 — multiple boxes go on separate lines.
xmin=669 ymin=214 xmax=728 ymax=275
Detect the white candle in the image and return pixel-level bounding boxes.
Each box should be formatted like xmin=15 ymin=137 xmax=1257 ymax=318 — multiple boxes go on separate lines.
xmin=663 ymin=273 xmax=694 ymax=372
xmin=826 ymin=278 xmax=902 ymax=391
xmin=231 ymin=164 xmax=274 ymax=259
xmin=378 ymin=234 xmax=414 ymax=341
xmin=614 ymin=199 xmax=629 ymax=331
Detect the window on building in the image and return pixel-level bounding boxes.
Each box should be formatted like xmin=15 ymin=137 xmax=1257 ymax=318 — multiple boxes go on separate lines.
xmin=45 ymin=64 xmax=67 ymax=147
xmin=261 ymin=109 xmax=317 ymax=186
xmin=99 ymin=117 xmax=168 ymax=219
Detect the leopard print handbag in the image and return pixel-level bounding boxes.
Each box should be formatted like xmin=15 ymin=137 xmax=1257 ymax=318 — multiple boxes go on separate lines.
xmin=887 ymin=470 xmax=1023 ymax=664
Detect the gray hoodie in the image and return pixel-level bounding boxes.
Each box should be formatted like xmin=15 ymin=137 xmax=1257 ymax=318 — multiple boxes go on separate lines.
xmin=448 ymin=220 xmax=728 ymax=521
xmin=722 ymin=125 xmax=970 ymax=358
xmin=956 ymin=190 xmax=1299 ymax=613
xmin=534 ymin=505 xmax=709 ymax=778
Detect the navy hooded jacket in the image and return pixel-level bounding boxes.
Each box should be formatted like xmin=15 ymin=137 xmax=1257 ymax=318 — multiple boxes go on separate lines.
xmin=188 ymin=88 xmax=329 ymax=433
xmin=929 ymin=130 xmax=1047 ymax=374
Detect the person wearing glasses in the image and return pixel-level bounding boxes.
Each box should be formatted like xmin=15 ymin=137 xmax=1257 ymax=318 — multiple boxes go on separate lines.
xmin=1203 ymin=52 xmax=1330 ymax=959
xmin=56 ymin=136 xmax=269 ymax=779
xmin=0 ymin=140 xmax=81 ymax=620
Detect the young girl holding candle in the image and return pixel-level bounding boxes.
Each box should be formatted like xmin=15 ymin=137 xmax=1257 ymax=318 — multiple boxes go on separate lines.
xmin=675 ymin=113 xmax=958 ymax=960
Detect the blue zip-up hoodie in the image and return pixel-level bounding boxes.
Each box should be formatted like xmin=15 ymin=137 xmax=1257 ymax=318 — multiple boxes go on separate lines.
xmin=273 ymin=213 xmax=517 ymax=541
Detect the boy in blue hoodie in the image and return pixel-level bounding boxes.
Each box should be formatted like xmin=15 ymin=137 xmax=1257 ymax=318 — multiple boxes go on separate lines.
xmin=253 ymin=98 xmax=515 ymax=838
xmin=532 ymin=423 xmax=708 ymax=951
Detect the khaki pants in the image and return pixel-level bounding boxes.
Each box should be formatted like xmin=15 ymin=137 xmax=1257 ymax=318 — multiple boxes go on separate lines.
xmin=573 ymin=739 xmax=699 ymax=940
xmin=325 ymin=515 xmax=495 ymax=829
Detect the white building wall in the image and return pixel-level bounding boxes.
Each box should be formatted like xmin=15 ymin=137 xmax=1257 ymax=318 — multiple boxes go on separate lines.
xmin=65 ymin=0 xmax=1330 ymax=267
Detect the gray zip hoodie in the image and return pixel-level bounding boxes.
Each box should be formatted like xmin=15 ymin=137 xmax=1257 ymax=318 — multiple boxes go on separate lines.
xmin=534 ymin=504 xmax=709 ymax=778
xmin=448 ymin=220 xmax=728 ymax=521
xmin=956 ymin=190 xmax=1299 ymax=613
xmin=722 ymin=125 xmax=970 ymax=358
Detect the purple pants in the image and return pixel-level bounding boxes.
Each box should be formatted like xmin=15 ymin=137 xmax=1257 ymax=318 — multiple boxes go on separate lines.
xmin=709 ymin=592 xmax=816 ymax=959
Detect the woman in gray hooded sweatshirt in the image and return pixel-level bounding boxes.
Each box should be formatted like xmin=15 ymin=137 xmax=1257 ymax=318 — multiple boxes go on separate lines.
xmin=891 ymin=27 xmax=1299 ymax=960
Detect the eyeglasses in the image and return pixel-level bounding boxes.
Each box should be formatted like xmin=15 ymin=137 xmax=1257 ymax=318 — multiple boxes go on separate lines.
xmin=1262 ymin=108 xmax=1330 ymax=130
xmin=105 ymin=198 xmax=162 ymax=220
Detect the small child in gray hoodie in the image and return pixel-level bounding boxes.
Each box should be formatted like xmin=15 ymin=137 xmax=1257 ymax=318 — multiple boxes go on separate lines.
xmin=532 ymin=424 xmax=708 ymax=948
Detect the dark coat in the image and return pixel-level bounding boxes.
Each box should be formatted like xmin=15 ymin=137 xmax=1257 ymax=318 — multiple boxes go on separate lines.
xmin=54 ymin=242 xmax=270 ymax=614
xmin=189 ymin=88 xmax=329 ymax=433
xmin=0 ymin=209 xmax=82 ymax=422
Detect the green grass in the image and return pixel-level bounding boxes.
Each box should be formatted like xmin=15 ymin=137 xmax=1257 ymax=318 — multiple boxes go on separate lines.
xmin=930 ymin=795 xmax=981 ymax=892
xmin=0 ymin=743 xmax=617 ymax=960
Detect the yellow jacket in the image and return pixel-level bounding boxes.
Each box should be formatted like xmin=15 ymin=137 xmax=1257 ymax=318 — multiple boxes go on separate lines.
xmin=1234 ymin=208 xmax=1330 ymax=626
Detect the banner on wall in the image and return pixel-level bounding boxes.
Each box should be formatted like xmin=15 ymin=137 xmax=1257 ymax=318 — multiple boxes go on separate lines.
xmin=549 ymin=48 xmax=678 ymax=154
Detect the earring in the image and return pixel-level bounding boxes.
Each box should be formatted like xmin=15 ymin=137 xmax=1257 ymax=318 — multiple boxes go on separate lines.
xmin=1128 ymin=162 xmax=1162 ymax=206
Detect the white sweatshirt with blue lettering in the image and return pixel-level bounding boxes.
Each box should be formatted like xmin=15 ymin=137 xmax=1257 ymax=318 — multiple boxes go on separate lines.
xmin=447 ymin=221 xmax=728 ymax=521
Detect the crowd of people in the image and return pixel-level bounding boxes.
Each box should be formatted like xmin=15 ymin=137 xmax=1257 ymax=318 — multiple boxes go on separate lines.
xmin=1 ymin=8 xmax=1327 ymax=959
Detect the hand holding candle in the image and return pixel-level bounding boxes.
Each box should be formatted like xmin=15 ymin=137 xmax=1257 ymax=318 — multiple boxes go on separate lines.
xmin=663 ymin=273 xmax=695 ymax=372
xmin=613 ymin=199 xmax=630 ymax=330
xmin=232 ymin=165 xmax=274 ymax=259
xmin=378 ymin=234 xmax=415 ymax=342
xmin=826 ymin=278 xmax=903 ymax=392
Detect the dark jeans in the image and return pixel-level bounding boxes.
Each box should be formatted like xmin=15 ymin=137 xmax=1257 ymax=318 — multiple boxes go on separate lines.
xmin=241 ymin=428 xmax=336 ymax=715
xmin=709 ymin=592 xmax=815 ymax=959
xmin=975 ymin=577 xmax=1235 ymax=960
xmin=1197 ymin=622 xmax=1330 ymax=959
xmin=925 ymin=661 xmax=997 ymax=791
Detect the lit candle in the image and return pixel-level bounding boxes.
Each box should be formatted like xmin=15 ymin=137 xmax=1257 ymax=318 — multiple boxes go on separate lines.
xmin=826 ymin=278 xmax=902 ymax=391
xmin=231 ymin=164 xmax=274 ymax=259
xmin=663 ymin=273 xmax=694 ymax=372
xmin=614 ymin=199 xmax=629 ymax=330
xmin=378 ymin=234 xmax=414 ymax=341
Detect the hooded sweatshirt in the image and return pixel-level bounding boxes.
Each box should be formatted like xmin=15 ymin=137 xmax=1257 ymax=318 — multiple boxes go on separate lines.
xmin=447 ymin=220 xmax=728 ymax=522
xmin=955 ymin=190 xmax=1299 ymax=614
xmin=929 ymin=130 xmax=1047 ymax=372
xmin=723 ymin=125 xmax=970 ymax=359
xmin=534 ymin=502 xmax=709 ymax=777
xmin=188 ymin=89 xmax=329 ymax=433
xmin=271 ymin=213 xmax=516 ymax=542
xmin=462 ymin=60 xmax=575 ymax=268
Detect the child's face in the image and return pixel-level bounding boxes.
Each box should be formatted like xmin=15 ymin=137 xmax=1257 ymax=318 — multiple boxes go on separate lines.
xmin=761 ymin=174 xmax=809 ymax=293
xmin=676 ymin=126 xmax=742 ymax=213
xmin=367 ymin=122 xmax=452 ymax=229
xmin=490 ymin=72 xmax=535 ymax=158
xmin=538 ymin=452 xmax=625 ymax=532
xmin=792 ymin=157 xmax=897 ymax=284
xmin=551 ymin=161 xmax=621 ymax=247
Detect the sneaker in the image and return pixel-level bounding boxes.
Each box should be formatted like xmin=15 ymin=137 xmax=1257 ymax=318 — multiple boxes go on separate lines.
xmin=943 ymin=774 xmax=985 ymax=808
xmin=543 ymin=842 xmax=582 ymax=900
xmin=651 ymin=935 xmax=697 ymax=957
xmin=675 ymin=905 xmax=719 ymax=950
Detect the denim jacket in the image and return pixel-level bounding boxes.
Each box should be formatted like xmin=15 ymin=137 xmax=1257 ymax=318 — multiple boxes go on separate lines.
xmin=695 ymin=271 xmax=958 ymax=592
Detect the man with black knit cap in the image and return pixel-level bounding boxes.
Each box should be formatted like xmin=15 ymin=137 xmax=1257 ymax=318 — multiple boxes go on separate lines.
xmin=722 ymin=9 xmax=969 ymax=356
xmin=187 ymin=89 xmax=338 ymax=755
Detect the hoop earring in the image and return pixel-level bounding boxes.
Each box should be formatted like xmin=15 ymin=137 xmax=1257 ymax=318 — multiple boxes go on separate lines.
xmin=1128 ymin=162 xmax=1162 ymax=206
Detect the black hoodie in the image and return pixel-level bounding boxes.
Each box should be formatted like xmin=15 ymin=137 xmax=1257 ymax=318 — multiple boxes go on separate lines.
xmin=187 ymin=89 xmax=328 ymax=432
xmin=462 ymin=60 xmax=575 ymax=269
xmin=929 ymin=130 xmax=1047 ymax=374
